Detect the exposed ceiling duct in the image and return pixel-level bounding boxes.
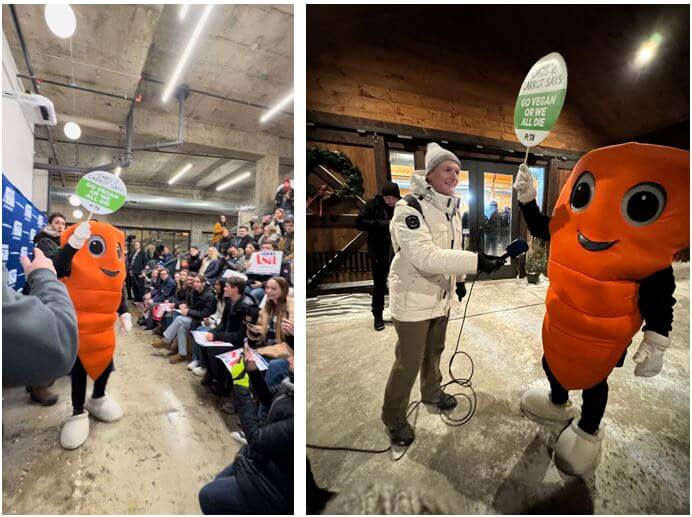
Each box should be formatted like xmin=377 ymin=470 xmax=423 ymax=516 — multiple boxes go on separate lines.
xmin=51 ymin=187 xmax=253 ymax=215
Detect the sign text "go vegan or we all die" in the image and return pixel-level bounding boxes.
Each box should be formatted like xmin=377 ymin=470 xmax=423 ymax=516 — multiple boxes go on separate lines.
xmin=514 ymin=52 xmax=568 ymax=147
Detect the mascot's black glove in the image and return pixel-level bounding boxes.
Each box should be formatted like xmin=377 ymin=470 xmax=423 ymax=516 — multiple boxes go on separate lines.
xmin=455 ymin=282 xmax=467 ymax=301
xmin=477 ymin=253 xmax=504 ymax=275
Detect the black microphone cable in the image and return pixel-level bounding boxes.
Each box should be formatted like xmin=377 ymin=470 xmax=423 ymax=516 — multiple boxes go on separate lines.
xmin=307 ymin=276 xmax=479 ymax=461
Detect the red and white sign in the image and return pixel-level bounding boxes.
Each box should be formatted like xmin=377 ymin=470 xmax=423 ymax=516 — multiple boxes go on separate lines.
xmin=246 ymin=250 xmax=283 ymax=275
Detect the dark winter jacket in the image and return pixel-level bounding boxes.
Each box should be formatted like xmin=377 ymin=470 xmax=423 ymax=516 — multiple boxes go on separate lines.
xmin=128 ymin=249 xmax=147 ymax=276
xmin=217 ymin=237 xmax=232 ymax=256
xmin=355 ymin=195 xmax=395 ymax=262
xmin=211 ymin=294 xmax=258 ymax=346
xmin=34 ymin=225 xmax=61 ymax=259
xmin=232 ymin=371 xmax=293 ymax=514
xmin=152 ymin=276 xmax=176 ymax=303
xmin=187 ymin=285 xmax=217 ymax=329
xmin=231 ymin=235 xmax=252 ymax=251
xmin=519 ymin=198 xmax=675 ymax=336
xmin=188 ymin=254 xmax=202 ymax=273
xmin=203 ymin=258 xmax=224 ymax=284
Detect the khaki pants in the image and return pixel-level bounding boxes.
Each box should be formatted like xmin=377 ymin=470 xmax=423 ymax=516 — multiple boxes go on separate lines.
xmin=381 ymin=315 xmax=449 ymax=428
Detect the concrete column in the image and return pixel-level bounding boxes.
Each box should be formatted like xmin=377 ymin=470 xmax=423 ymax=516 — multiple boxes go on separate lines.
xmin=254 ymin=154 xmax=280 ymax=216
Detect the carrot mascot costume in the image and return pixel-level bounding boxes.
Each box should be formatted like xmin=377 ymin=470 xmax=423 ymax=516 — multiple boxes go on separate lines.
xmin=513 ymin=142 xmax=689 ymax=475
xmin=56 ymin=221 xmax=132 ymax=450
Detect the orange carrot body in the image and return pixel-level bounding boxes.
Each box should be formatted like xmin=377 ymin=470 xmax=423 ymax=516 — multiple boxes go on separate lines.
xmin=543 ymin=143 xmax=689 ymax=389
xmin=60 ymin=221 xmax=126 ymax=380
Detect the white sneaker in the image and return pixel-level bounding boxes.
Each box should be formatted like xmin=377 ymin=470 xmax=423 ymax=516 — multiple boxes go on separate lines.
xmin=520 ymin=385 xmax=578 ymax=422
xmin=231 ymin=431 xmax=247 ymax=445
xmin=60 ymin=412 xmax=90 ymax=450
xmin=187 ymin=360 xmax=199 ymax=371
xmin=192 ymin=366 xmax=207 ymax=377
xmin=85 ymin=395 xmax=123 ymax=423
xmin=554 ymin=420 xmax=604 ymax=476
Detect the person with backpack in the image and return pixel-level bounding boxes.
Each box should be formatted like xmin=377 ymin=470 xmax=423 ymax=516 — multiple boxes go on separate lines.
xmin=381 ymin=142 xmax=505 ymax=447
xmin=356 ymin=181 xmax=400 ymax=331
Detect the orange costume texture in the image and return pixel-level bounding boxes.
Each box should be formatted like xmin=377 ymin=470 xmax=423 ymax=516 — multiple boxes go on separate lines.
xmin=543 ymin=143 xmax=689 ymax=389
xmin=60 ymin=222 xmax=126 ymax=380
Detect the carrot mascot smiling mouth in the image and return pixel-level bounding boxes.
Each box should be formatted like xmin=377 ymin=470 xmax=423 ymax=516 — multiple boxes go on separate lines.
xmin=60 ymin=221 xmax=126 ymax=380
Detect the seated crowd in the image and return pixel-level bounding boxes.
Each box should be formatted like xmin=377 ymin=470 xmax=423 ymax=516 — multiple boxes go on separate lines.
xmin=124 ymin=204 xmax=294 ymax=514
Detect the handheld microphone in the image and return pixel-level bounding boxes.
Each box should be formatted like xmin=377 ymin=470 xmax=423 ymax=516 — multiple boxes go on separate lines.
xmin=499 ymin=238 xmax=529 ymax=260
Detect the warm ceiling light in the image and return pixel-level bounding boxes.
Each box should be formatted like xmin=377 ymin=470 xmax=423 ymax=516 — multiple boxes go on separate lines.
xmin=114 ymin=166 xmax=122 ymax=177
xmin=216 ymin=171 xmax=251 ymax=191
xmin=260 ymin=91 xmax=294 ymax=123
xmin=179 ymin=4 xmax=190 ymax=20
xmin=162 ymin=4 xmax=214 ymax=103
xmin=168 ymin=163 xmax=193 ymax=184
xmin=44 ymin=4 xmax=76 ymax=39
xmin=636 ymin=33 xmax=663 ymax=67
xmin=64 ymin=121 xmax=81 ymax=140
xmin=73 ymin=209 xmax=83 ymax=219
xmin=68 ymin=194 xmax=81 ymax=206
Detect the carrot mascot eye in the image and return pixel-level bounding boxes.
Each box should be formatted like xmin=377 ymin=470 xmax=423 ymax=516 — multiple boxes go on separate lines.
xmin=60 ymin=221 xmax=126 ymax=380
xmin=543 ymin=142 xmax=689 ymax=389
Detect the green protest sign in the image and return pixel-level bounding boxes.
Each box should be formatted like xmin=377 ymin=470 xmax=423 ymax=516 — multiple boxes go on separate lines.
xmin=76 ymin=170 xmax=127 ymax=215
xmin=514 ymin=52 xmax=568 ymax=148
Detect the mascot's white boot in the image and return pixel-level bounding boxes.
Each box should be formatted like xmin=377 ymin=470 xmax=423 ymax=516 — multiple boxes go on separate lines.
xmin=554 ymin=420 xmax=604 ymax=476
xmin=60 ymin=412 xmax=90 ymax=450
xmin=85 ymin=395 xmax=123 ymax=422
xmin=520 ymin=386 xmax=578 ymax=421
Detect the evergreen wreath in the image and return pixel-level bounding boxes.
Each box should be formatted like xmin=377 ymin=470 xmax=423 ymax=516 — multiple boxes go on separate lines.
xmin=307 ymin=147 xmax=365 ymax=199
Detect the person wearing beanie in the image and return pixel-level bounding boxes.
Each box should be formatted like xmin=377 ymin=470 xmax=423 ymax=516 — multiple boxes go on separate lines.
xmin=381 ymin=142 xmax=505 ymax=447
xmin=355 ymin=180 xmax=401 ymax=330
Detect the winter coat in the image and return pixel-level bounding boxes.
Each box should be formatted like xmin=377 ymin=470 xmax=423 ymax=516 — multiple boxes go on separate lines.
xmin=188 ymin=254 xmax=202 ymax=273
xmin=34 ymin=225 xmax=61 ymax=259
xmin=231 ymin=235 xmax=252 ymax=251
xmin=356 ymin=195 xmax=394 ymax=263
xmin=212 ymin=294 xmax=258 ymax=346
xmin=188 ymin=285 xmax=217 ymax=329
xmin=232 ymin=371 xmax=293 ymax=514
xmin=212 ymin=222 xmax=226 ymax=244
xmin=128 ymin=249 xmax=147 ymax=276
xmin=388 ymin=170 xmax=477 ymax=322
xmin=203 ymin=258 xmax=224 ymax=284
xmin=2 ymin=266 xmax=78 ymax=386
xmin=152 ymin=276 xmax=176 ymax=303
xmin=217 ymin=237 xmax=232 ymax=256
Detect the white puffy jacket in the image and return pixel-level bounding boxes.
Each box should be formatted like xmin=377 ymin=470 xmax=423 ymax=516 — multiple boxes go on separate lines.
xmin=388 ymin=170 xmax=478 ymax=322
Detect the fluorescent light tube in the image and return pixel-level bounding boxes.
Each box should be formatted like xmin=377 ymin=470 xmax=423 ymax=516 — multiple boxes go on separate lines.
xmin=259 ymin=91 xmax=294 ymax=123
xmin=169 ymin=163 xmax=193 ymax=184
xmin=216 ymin=171 xmax=251 ymax=191
xmin=162 ymin=4 xmax=214 ymax=103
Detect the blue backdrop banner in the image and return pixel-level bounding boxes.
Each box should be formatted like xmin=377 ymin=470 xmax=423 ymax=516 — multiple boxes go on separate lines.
xmin=2 ymin=174 xmax=47 ymax=290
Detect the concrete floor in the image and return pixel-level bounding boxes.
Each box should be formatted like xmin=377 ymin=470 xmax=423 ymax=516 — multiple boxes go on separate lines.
xmin=2 ymin=311 xmax=240 ymax=514
xmin=308 ymin=264 xmax=690 ymax=514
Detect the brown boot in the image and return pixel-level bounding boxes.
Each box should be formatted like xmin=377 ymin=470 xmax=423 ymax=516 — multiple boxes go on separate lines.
xmin=152 ymin=339 xmax=169 ymax=349
xmin=169 ymin=354 xmax=186 ymax=364
xmin=28 ymin=386 xmax=59 ymax=406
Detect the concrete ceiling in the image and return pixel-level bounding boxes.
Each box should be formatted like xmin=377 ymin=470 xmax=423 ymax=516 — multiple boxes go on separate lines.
xmin=3 ymin=4 xmax=293 ymax=194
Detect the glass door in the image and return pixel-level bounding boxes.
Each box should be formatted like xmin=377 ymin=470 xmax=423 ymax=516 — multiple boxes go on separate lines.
xmin=465 ymin=160 xmax=520 ymax=279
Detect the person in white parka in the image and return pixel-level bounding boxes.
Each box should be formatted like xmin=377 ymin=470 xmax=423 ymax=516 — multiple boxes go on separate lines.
xmin=381 ymin=142 xmax=505 ymax=446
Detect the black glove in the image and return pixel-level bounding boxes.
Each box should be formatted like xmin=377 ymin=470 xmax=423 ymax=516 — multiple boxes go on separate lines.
xmin=477 ymin=253 xmax=505 ymax=275
xmin=455 ymin=282 xmax=467 ymax=301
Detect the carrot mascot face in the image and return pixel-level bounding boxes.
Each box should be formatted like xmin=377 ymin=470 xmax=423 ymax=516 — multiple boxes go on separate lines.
xmin=60 ymin=221 xmax=126 ymax=379
xmin=549 ymin=143 xmax=690 ymax=280
xmin=544 ymin=143 xmax=689 ymax=389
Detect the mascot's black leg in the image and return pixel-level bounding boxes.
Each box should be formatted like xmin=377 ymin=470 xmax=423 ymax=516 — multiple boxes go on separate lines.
xmin=92 ymin=361 xmax=114 ymax=399
xmin=578 ymin=379 xmax=609 ymax=434
xmin=541 ymin=356 xmax=569 ymax=404
xmin=70 ymin=358 xmax=88 ymax=416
